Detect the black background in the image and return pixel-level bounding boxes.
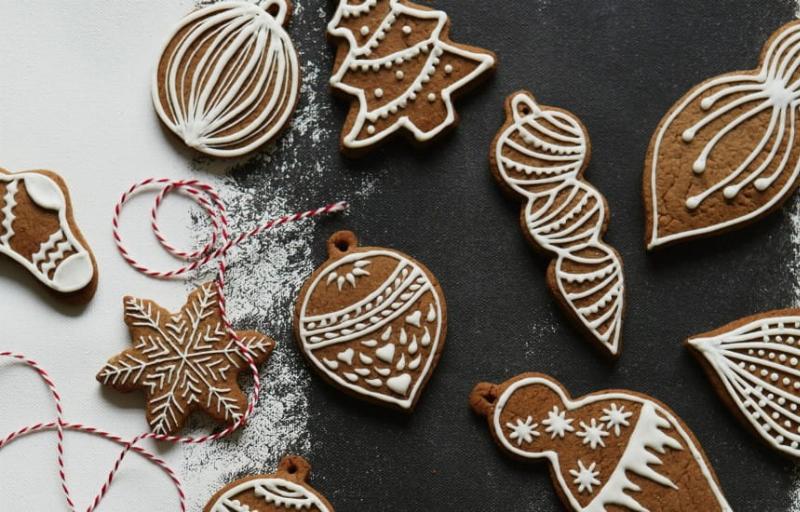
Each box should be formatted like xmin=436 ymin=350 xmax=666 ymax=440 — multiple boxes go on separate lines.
xmin=229 ymin=1 xmax=800 ymax=510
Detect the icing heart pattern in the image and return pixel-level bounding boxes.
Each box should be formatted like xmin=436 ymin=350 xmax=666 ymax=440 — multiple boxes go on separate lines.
xmin=0 ymin=169 xmax=95 ymax=295
xmin=645 ymin=21 xmax=800 ymax=248
xmin=295 ymin=231 xmax=446 ymax=411
xmin=491 ymin=91 xmax=624 ymax=357
xmin=471 ymin=374 xmax=732 ymax=511
xmin=689 ymin=310 xmax=800 ymax=459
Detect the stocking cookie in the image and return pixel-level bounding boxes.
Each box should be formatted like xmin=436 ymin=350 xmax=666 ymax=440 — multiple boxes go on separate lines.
xmin=205 ymin=456 xmax=334 ymax=512
xmin=153 ymin=0 xmax=300 ymax=157
xmin=490 ymin=91 xmax=625 ymax=357
xmin=645 ymin=21 xmax=800 ymax=249
xmin=328 ymin=0 xmax=496 ymax=156
xmin=688 ymin=310 xmax=800 ymax=459
xmin=470 ymin=373 xmax=731 ymax=511
xmin=294 ymin=231 xmax=446 ymax=411
xmin=97 ymin=282 xmax=274 ymax=435
xmin=0 ymin=168 xmax=96 ymax=299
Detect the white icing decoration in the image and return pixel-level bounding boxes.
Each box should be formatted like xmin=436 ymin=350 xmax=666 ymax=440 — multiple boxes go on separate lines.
xmin=600 ymin=403 xmax=633 ymax=436
xmin=0 ymin=172 xmax=93 ymax=293
xmin=153 ymin=1 xmax=300 ymax=157
xmin=208 ymin=477 xmax=331 ymax=512
xmin=328 ymin=0 xmax=495 ymax=148
xmin=569 ymin=460 xmax=600 ymax=495
xmin=689 ymin=314 xmax=800 ymax=458
xmin=491 ymin=376 xmax=732 ymax=512
xmin=542 ymin=406 xmax=575 ymax=439
xmin=494 ymin=92 xmax=624 ymax=355
xmin=647 ymin=22 xmax=800 ymax=248
xmin=506 ymin=416 xmax=539 ymax=446
xmin=298 ymin=249 xmax=444 ymax=410
xmin=576 ymin=418 xmax=609 ymax=450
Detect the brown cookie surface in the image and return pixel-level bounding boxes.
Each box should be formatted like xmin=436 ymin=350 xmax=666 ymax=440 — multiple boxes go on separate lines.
xmin=294 ymin=231 xmax=446 ymax=412
xmin=204 ymin=456 xmax=334 ymax=512
xmin=328 ymin=0 xmax=496 ymax=157
xmin=489 ymin=91 xmax=625 ymax=358
xmin=470 ymin=373 xmax=731 ymax=511
xmin=97 ymin=282 xmax=274 ymax=436
xmin=0 ymin=168 xmax=97 ymax=302
xmin=153 ymin=1 xmax=300 ymax=158
xmin=688 ymin=309 xmax=800 ymax=460
xmin=644 ymin=21 xmax=800 ymax=249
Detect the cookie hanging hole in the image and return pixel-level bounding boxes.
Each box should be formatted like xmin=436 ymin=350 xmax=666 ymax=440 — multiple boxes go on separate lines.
xmin=469 ymin=382 xmax=498 ymax=417
xmin=327 ymin=230 xmax=358 ymax=258
xmin=279 ymin=456 xmax=311 ymax=481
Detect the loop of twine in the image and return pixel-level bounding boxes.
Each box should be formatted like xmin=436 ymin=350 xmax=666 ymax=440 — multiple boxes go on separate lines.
xmin=1 ymin=177 xmax=347 ymax=511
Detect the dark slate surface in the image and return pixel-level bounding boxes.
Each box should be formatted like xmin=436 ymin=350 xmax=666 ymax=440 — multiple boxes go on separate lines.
xmin=230 ymin=1 xmax=800 ymax=510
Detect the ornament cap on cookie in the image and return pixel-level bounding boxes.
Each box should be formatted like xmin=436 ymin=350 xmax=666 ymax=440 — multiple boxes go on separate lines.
xmin=0 ymin=168 xmax=97 ymax=299
xmin=470 ymin=373 xmax=732 ymax=511
xmin=153 ymin=0 xmax=300 ymax=157
xmin=204 ymin=455 xmax=335 ymax=512
xmin=295 ymin=230 xmax=447 ymax=411
xmin=645 ymin=21 xmax=800 ymax=249
xmin=490 ymin=91 xmax=625 ymax=357
xmin=688 ymin=309 xmax=800 ymax=459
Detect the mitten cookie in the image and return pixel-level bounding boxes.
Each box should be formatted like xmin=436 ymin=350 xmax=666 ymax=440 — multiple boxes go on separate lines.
xmin=645 ymin=21 xmax=800 ymax=249
xmin=153 ymin=0 xmax=300 ymax=157
xmin=205 ymin=456 xmax=334 ymax=512
xmin=470 ymin=373 xmax=731 ymax=511
xmin=490 ymin=91 xmax=625 ymax=357
xmin=294 ymin=231 xmax=446 ymax=411
xmin=0 ymin=168 xmax=96 ymax=300
xmin=328 ymin=0 xmax=496 ymax=156
xmin=97 ymin=282 xmax=274 ymax=435
xmin=688 ymin=310 xmax=800 ymax=459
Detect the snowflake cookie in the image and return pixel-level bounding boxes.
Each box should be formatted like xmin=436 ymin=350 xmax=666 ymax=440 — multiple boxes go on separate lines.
xmin=294 ymin=231 xmax=446 ymax=412
xmin=470 ymin=373 xmax=732 ymax=511
xmin=97 ymin=282 xmax=274 ymax=435
xmin=205 ymin=456 xmax=334 ymax=512
xmin=327 ymin=0 xmax=496 ymax=156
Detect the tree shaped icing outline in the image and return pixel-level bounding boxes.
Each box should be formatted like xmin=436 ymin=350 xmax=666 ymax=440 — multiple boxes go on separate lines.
xmin=327 ymin=0 xmax=496 ymax=151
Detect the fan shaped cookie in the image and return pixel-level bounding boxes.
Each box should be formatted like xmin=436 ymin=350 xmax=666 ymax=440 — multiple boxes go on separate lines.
xmin=294 ymin=231 xmax=446 ymax=411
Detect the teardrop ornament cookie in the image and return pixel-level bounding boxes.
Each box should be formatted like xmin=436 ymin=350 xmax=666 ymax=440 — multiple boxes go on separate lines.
xmin=294 ymin=231 xmax=447 ymax=411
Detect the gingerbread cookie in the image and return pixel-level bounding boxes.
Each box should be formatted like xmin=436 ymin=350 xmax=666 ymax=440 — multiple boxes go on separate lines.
xmin=205 ymin=456 xmax=334 ymax=512
xmin=294 ymin=231 xmax=446 ymax=411
xmin=97 ymin=282 xmax=274 ymax=435
xmin=328 ymin=0 xmax=496 ymax=156
xmin=645 ymin=21 xmax=800 ymax=249
xmin=470 ymin=373 xmax=731 ymax=511
xmin=688 ymin=310 xmax=800 ymax=459
xmin=490 ymin=91 xmax=625 ymax=357
xmin=153 ymin=0 xmax=300 ymax=158
xmin=0 ymin=168 xmax=96 ymax=300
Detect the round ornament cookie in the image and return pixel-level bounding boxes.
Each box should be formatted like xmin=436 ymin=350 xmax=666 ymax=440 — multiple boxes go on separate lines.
xmin=645 ymin=21 xmax=800 ymax=249
xmin=327 ymin=0 xmax=496 ymax=156
xmin=205 ymin=456 xmax=334 ymax=512
xmin=470 ymin=373 xmax=732 ymax=511
xmin=153 ymin=0 xmax=300 ymax=157
xmin=294 ymin=231 xmax=446 ymax=411
xmin=0 ymin=168 xmax=97 ymax=300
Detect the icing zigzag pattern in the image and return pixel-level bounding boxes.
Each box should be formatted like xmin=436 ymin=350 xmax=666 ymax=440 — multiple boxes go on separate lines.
xmin=491 ymin=91 xmax=625 ymax=356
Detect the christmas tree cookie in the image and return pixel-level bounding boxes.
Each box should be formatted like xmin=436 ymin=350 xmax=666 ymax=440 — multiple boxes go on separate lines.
xmin=328 ymin=0 xmax=496 ymax=156
xmin=470 ymin=373 xmax=732 ymax=511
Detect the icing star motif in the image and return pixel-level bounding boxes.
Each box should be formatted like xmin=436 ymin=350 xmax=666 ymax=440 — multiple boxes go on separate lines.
xmin=576 ymin=418 xmax=609 ymax=449
xmin=96 ymin=282 xmax=274 ymax=435
xmin=600 ymin=403 xmax=633 ymax=436
xmin=506 ymin=416 xmax=540 ymax=446
xmin=542 ymin=406 xmax=575 ymax=439
xmin=326 ymin=259 xmax=371 ymax=290
xmin=569 ymin=460 xmax=601 ymax=494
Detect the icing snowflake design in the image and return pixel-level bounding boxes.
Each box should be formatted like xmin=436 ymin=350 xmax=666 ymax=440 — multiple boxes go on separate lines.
xmin=506 ymin=416 xmax=540 ymax=446
xmin=326 ymin=260 xmax=371 ymax=290
xmin=569 ymin=460 xmax=601 ymax=495
xmin=97 ymin=282 xmax=274 ymax=435
xmin=576 ymin=418 xmax=609 ymax=449
xmin=600 ymin=403 xmax=633 ymax=436
xmin=542 ymin=406 xmax=575 ymax=439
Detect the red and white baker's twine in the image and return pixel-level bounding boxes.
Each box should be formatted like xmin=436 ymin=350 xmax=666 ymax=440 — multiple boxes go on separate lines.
xmin=1 ymin=177 xmax=347 ymax=511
